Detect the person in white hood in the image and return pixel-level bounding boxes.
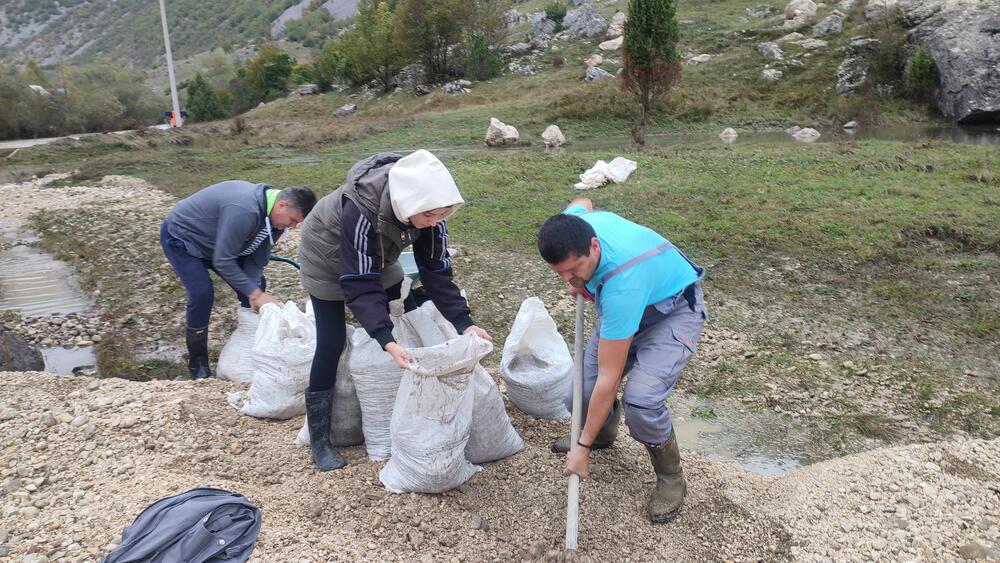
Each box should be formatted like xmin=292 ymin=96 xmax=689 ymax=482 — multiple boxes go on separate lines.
xmin=296 ymin=150 xmax=492 ymax=471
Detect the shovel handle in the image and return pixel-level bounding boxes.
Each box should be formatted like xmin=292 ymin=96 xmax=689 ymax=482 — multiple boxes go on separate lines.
xmin=565 ymin=293 xmax=585 ymax=551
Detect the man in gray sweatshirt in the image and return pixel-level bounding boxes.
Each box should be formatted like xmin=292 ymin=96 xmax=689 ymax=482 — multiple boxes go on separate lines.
xmin=160 ymin=180 xmax=316 ymax=379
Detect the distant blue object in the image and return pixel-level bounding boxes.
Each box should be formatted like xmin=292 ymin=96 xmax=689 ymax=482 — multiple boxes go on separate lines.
xmin=399 ymin=251 xmax=419 ymax=280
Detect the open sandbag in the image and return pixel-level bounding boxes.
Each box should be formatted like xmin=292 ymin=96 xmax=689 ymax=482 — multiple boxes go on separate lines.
xmin=421 ymin=302 xmax=524 ymax=463
xmin=500 ymin=297 xmax=572 ymax=420
xmin=379 ymin=334 xmax=491 ymax=493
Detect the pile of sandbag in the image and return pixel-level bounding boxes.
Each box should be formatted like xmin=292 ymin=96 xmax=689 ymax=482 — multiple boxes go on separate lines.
xmin=500 ymin=297 xmax=572 ymax=419
xmin=226 ymin=301 xmax=314 ymax=419
xmin=352 ymin=281 xmax=523 ymax=466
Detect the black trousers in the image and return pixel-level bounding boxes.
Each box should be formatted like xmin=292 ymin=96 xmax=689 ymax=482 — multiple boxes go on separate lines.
xmin=308 ymin=281 xmax=416 ymax=392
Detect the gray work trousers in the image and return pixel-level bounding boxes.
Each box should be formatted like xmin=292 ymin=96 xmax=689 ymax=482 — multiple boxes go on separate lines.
xmin=566 ymin=283 xmax=707 ymax=446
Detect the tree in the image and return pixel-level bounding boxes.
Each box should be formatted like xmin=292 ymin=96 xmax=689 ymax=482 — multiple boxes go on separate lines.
xmin=621 ymin=0 xmax=681 ymax=146
xmin=333 ymin=0 xmax=403 ymax=91
xmin=464 ymin=33 xmax=501 ymax=81
xmin=186 ymin=73 xmax=227 ymax=122
xmin=242 ymin=45 xmax=294 ymax=103
xmin=394 ymin=0 xmax=469 ymax=82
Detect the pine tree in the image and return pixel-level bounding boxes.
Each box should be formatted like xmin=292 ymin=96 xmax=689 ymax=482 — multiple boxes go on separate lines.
xmin=186 ymin=73 xmax=226 ymax=122
xmin=621 ymin=0 xmax=681 ymax=146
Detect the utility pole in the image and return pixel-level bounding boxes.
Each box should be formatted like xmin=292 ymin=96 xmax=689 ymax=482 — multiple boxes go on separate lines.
xmin=158 ymin=0 xmax=183 ymax=127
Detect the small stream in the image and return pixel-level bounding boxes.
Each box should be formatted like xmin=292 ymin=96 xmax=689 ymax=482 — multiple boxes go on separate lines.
xmin=0 ymin=220 xmax=96 ymax=375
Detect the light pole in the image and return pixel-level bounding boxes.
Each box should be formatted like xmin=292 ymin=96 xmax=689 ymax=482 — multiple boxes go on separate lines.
xmin=158 ymin=0 xmax=183 ymax=127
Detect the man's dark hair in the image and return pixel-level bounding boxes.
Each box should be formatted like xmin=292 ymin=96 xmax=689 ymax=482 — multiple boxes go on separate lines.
xmin=278 ymin=186 xmax=317 ymax=216
xmin=537 ymin=213 xmax=596 ymax=264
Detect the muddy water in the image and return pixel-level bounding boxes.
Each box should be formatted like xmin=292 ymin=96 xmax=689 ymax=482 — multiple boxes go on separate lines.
xmin=267 ymin=125 xmax=1000 ymax=166
xmin=0 ymin=221 xmax=95 ymax=375
xmin=0 ymin=221 xmax=91 ymax=317
xmin=670 ymin=394 xmax=820 ymax=476
xmin=40 ymin=346 xmax=97 ymax=376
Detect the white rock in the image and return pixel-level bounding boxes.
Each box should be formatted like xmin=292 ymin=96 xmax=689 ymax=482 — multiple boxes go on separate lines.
xmin=607 ymin=11 xmax=626 ymax=38
xmin=585 ymin=54 xmax=604 ymax=68
xmin=719 ymin=128 xmax=739 ymax=144
xmin=763 ymin=69 xmax=784 ymax=81
xmin=598 ymin=36 xmax=623 ymax=51
xmin=687 ymin=54 xmax=713 ymax=65
xmin=784 ymin=0 xmax=818 ymax=20
xmin=777 ymin=32 xmax=805 ymax=43
xmin=485 ymin=118 xmax=520 ymax=147
xmin=793 ymin=128 xmax=821 ymax=142
xmin=796 ymin=38 xmax=829 ymax=49
xmin=541 ymin=125 xmax=566 ymax=147
xmin=843 ymin=120 xmax=859 ymax=129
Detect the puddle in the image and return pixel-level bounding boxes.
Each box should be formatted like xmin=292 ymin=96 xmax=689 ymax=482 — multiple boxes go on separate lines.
xmin=0 ymin=221 xmax=91 ymax=317
xmin=670 ymin=394 xmax=820 ymax=476
xmin=41 ymin=346 xmax=97 ymax=376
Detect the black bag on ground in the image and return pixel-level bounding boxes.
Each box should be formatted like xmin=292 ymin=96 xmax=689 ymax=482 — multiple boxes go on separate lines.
xmin=103 ymin=487 xmax=262 ymax=563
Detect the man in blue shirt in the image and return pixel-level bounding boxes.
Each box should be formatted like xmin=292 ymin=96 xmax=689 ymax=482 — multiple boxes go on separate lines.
xmin=537 ymin=198 xmax=707 ymax=523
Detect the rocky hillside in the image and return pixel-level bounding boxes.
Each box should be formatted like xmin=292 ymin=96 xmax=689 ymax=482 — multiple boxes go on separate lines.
xmin=0 ymin=0 xmax=295 ymax=67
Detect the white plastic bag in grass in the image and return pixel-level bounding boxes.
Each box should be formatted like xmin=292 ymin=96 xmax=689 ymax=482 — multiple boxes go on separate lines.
xmin=501 ymin=297 xmax=572 ymax=420
xmin=295 ymin=325 xmax=365 ymax=447
xmin=238 ymin=301 xmax=314 ymax=419
xmin=379 ymin=334 xmax=491 ymax=494
xmin=574 ymin=156 xmax=638 ymax=190
xmin=217 ymin=307 xmax=259 ymax=383
xmin=422 ymin=300 xmax=524 ymax=463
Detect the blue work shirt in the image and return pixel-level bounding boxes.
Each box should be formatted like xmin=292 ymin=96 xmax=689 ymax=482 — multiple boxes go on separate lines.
xmin=565 ymin=205 xmax=699 ymax=340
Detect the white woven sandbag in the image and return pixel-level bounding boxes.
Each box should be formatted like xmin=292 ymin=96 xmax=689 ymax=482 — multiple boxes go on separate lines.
xmin=379 ymin=334 xmax=490 ymax=493
xmin=500 ymin=297 xmax=572 ymax=420
xmin=419 ymin=300 xmax=524 ymax=462
xmin=216 ymin=307 xmax=259 ymax=383
xmin=295 ymin=325 xmax=364 ymax=447
xmin=238 ymin=302 xmax=314 ymax=419
xmin=465 ymin=364 xmax=524 ymax=463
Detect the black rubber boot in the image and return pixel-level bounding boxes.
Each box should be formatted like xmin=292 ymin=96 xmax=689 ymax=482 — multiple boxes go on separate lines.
xmin=185 ymin=326 xmax=212 ymax=380
xmin=305 ymin=389 xmax=347 ymax=471
xmin=551 ymin=399 xmax=622 ymax=453
xmin=645 ymin=426 xmax=686 ymax=523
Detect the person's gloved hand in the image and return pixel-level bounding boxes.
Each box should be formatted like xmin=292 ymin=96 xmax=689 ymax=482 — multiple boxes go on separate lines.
xmin=384 ymin=342 xmax=412 ymax=370
xmin=463 ymin=325 xmax=493 ymax=342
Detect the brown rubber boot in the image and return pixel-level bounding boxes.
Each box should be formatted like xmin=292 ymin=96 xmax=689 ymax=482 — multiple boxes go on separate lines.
xmin=645 ymin=427 xmax=686 ymax=523
xmin=551 ymin=399 xmax=621 ymax=453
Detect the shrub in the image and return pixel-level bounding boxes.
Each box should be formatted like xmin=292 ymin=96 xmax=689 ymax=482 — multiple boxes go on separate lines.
xmin=545 ymin=2 xmax=567 ymax=30
xmin=906 ymin=46 xmax=938 ymax=104
xmin=464 ymin=34 xmax=502 ymax=80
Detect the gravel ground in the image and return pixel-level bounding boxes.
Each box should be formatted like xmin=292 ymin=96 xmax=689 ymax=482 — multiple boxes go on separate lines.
xmin=1 ymin=372 xmax=997 ymax=562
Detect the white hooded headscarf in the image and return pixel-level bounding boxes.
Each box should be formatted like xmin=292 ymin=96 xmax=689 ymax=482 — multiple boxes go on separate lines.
xmin=387 ymin=149 xmax=464 ymax=224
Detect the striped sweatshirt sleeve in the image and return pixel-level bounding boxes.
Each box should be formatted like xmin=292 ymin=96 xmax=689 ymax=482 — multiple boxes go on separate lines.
xmin=413 ymin=221 xmax=473 ymax=334
xmin=338 ymin=200 xmax=395 ymax=348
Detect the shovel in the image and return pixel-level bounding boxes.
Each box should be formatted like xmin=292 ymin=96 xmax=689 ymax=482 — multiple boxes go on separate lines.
xmin=565 ymin=292 xmax=585 ymax=551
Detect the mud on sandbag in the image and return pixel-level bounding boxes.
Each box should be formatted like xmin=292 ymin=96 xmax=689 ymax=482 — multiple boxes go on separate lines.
xmin=420 ymin=301 xmax=524 ymax=464
xmin=295 ymin=324 xmax=364 ymax=447
xmin=216 ymin=307 xmax=259 ymax=383
xmin=230 ymin=301 xmax=313 ymax=420
xmin=379 ymin=333 xmax=492 ymax=494
xmin=500 ymin=297 xmax=572 ymax=420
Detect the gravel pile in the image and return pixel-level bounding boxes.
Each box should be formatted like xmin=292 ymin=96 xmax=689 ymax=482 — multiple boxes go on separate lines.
xmin=1 ymin=372 xmax=997 ymax=562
